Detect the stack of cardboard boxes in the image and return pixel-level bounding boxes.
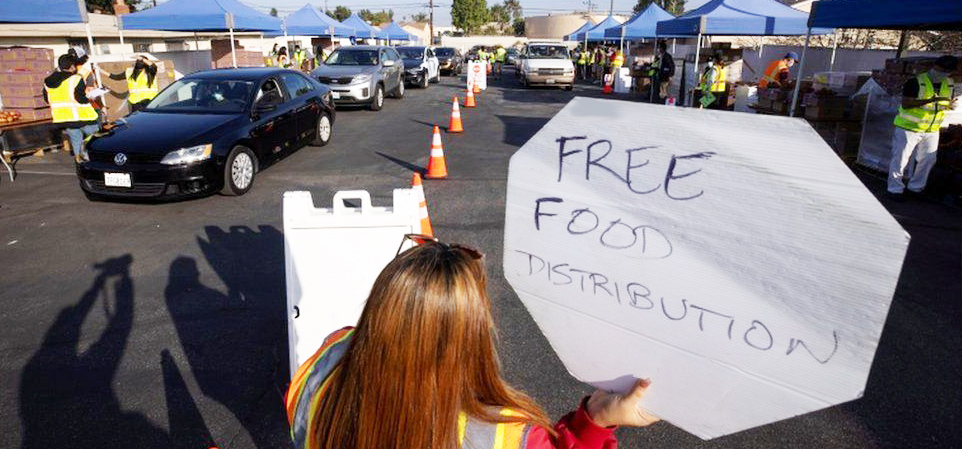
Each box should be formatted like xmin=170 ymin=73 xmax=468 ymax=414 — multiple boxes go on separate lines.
xmin=871 ymin=56 xmax=939 ymax=96
xmin=211 ymin=39 xmax=264 ymax=69
xmin=0 ymin=47 xmax=55 ymax=121
xmin=755 ymin=87 xmax=802 ymax=115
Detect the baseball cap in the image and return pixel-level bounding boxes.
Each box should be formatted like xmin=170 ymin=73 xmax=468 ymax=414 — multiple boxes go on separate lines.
xmin=785 ymin=51 xmax=800 ymax=61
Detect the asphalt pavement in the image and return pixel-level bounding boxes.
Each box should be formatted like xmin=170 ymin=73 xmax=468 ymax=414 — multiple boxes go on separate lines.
xmin=0 ymin=70 xmax=959 ymax=448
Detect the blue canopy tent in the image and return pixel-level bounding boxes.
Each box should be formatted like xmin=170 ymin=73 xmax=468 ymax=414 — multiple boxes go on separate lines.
xmin=654 ymin=0 xmax=830 ymax=108
xmin=563 ymin=21 xmax=594 ymax=42
xmin=340 ymin=13 xmax=379 ymax=40
xmin=279 ymin=4 xmax=355 ymax=38
xmin=809 ymin=0 xmax=962 ymax=31
xmin=120 ymin=0 xmax=282 ymax=67
xmin=604 ymin=3 xmax=677 ymax=41
xmin=377 ymin=22 xmax=416 ymax=44
xmin=575 ymin=15 xmax=623 ymax=42
xmin=0 ymin=0 xmax=85 ymax=23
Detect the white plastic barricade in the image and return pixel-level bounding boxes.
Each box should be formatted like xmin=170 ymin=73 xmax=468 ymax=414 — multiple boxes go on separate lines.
xmin=613 ymin=67 xmax=632 ymax=94
xmin=283 ymin=189 xmax=421 ymax=377
xmin=467 ymin=61 xmax=487 ymax=90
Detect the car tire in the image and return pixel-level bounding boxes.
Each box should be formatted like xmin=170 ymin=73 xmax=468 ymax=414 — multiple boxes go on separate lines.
xmin=564 ymin=85 xmax=573 ymax=91
xmin=430 ymin=70 xmax=440 ymax=83
xmin=419 ymin=70 xmax=429 ymax=88
xmin=312 ymin=112 xmax=333 ymax=147
xmin=369 ymin=84 xmax=384 ymax=111
xmin=392 ymin=79 xmax=405 ymax=99
xmin=221 ymin=146 xmax=256 ymax=196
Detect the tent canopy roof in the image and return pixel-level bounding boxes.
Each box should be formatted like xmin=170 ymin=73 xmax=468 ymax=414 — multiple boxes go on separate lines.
xmin=656 ymin=0 xmax=830 ymax=36
xmin=0 ymin=0 xmax=85 ymax=23
xmin=576 ymin=15 xmax=623 ymax=41
xmin=564 ymin=20 xmax=595 ymax=41
xmin=276 ymin=4 xmax=354 ymax=37
xmin=377 ymin=22 xmax=415 ymax=41
xmin=604 ymin=3 xmax=682 ymax=39
xmin=809 ymin=0 xmax=962 ymax=31
xmin=340 ymin=13 xmax=379 ymax=38
xmin=120 ymin=0 xmax=282 ymax=32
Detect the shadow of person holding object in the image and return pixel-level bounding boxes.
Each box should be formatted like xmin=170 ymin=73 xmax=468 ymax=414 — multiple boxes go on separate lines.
xmin=164 ymin=225 xmax=289 ymax=448
xmin=18 ymin=255 xmax=173 ymax=448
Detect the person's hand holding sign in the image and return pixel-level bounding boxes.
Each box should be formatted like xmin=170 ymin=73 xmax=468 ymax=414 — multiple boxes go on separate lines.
xmin=587 ymin=378 xmax=660 ymax=428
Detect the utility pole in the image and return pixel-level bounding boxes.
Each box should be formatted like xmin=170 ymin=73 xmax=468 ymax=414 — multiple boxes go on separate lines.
xmin=429 ymin=0 xmax=434 ymax=45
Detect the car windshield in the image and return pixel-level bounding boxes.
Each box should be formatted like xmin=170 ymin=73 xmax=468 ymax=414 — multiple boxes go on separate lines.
xmin=527 ymin=45 xmax=569 ymax=59
xmin=397 ymin=48 xmax=424 ymax=60
xmin=326 ymin=49 xmax=379 ymax=66
xmin=435 ymin=48 xmax=455 ymax=57
xmin=145 ymin=78 xmax=254 ymax=113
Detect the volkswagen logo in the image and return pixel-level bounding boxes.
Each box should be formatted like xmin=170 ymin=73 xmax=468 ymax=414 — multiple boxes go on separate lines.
xmin=114 ymin=153 xmax=127 ymax=166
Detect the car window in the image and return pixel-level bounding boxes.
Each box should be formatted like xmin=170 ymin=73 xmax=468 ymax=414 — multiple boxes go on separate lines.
xmin=255 ymin=78 xmax=285 ymax=103
xmin=280 ymin=73 xmax=314 ymax=98
xmin=379 ymin=50 xmax=389 ymax=64
xmin=327 ymin=49 xmax=379 ymax=66
xmin=388 ymin=48 xmax=401 ymax=61
xmin=146 ymin=78 xmax=253 ymax=113
xmin=427 ymin=49 xmax=434 ymax=58
xmin=527 ymin=45 xmax=569 ymax=59
xmin=435 ymin=48 xmax=455 ymax=57
xmin=397 ymin=48 xmax=424 ymax=60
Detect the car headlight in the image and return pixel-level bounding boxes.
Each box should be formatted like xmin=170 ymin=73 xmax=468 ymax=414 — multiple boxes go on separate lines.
xmin=160 ymin=144 xmax=212 ymax=165
xmin=352 ymin=74 xmax=372 ymax=84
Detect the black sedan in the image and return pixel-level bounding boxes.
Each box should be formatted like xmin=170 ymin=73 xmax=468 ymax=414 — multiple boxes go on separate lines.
xmin=434 ymin=47 xmax=462 ymax=75
xmin=79 ymin=68 xmax=336 ymax=199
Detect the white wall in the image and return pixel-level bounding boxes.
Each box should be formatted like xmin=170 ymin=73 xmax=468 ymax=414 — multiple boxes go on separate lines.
xmin=440 ymin=35 xmax=531 ymax=53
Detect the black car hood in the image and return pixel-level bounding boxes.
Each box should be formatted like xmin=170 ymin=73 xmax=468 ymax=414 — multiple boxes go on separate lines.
xmin=402 ymin=59 xmax=423 ymax=70
xmin=89 ymin=111 xmax=243 ymax=154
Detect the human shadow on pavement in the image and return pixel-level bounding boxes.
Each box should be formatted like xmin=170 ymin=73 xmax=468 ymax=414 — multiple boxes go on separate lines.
xmin=376 ymin=151 xmax=425 ymax=174
xmin=496 ymin=115 xmax=551 ymax=147
xmin=164 ymin=225 xmax=290 ymax=448
xmin=18 ymin=255 xmax=179 ymax=448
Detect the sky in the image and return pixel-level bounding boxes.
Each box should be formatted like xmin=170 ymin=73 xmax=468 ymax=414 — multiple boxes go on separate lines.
xmin=155 ymin=0 xmax=710 ymax=27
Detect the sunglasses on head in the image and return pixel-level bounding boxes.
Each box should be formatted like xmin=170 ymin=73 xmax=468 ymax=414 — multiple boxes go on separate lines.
xmin=396 ymin=233 xmax=484 ymax=260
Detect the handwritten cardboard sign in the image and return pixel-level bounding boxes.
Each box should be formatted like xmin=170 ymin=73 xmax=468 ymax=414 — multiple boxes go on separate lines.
xmin=503 ymin=98 xmax=909 ymax=439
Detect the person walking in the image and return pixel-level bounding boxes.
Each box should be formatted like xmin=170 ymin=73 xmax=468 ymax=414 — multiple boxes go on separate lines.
xmin=494 ymin=45 xmax=507 ymax=80
xmin=576 ymin=49 xmax=588 ymax=81
xmin=698 ymin=54 xmax=727 ymax=109
xmin=758 ymin=52 xmax=798 ymax=89
xmin=44 ymin=54 xmax=100 ymax=163
xmin=648 ymin=40 xmax=674 ymax=104
xmin=887 ymin=55 xmax=959 ymax=197
xmin=286 ymin=235 xmax=659 ymax=449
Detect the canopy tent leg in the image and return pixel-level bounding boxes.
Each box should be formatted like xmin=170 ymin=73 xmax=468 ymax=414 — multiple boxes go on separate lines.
xmin=229 ymin=27 xmax=238 ymax=68
xmin=829 ymin=31 xmax=839 ymax=71
xmin=688 ymin=32 xmax=701 ymax=107
xmin=895 ymin=30 xmax=908 ymax=60
xmin=116 ymin=16 xmax=126 ymax=61
xmin=83 ymin=21 xmax=103 ymax=88
xmin=758 ymin=36 xmax=763 ymax=58
xmin=789 ymin=26 xmax=812 ymax=118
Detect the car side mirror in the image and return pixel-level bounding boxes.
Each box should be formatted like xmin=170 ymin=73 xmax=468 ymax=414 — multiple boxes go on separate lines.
xmin=383 ymin=59 xmax=395 ymax=67
xmin=254 ymin=91 xmax=282 ymax=114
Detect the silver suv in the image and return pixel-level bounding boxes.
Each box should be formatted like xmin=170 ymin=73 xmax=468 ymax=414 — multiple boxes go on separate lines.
xmin=312 ymin=45 xmax=404 ymax=110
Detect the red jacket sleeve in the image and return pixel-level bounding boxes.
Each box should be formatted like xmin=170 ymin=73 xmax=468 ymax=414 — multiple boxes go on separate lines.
xmin=524 ymin=397 xmax=617 ymax=449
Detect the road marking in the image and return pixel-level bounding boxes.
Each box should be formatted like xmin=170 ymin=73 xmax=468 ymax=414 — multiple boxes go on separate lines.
xmin=0 ymin=169 xmax=75 ymax=177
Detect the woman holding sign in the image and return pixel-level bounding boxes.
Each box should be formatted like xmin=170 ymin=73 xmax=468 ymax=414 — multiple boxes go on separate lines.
xmin=285 ymin=235 xmax=659 ymax=449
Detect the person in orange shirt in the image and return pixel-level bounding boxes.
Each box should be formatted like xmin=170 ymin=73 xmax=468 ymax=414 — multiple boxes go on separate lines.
xmin=759 ymin=52 xmax=799 ymax=88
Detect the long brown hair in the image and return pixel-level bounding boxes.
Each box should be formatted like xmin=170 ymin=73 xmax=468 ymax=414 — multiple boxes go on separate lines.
xmin=311 ymin=242 xmax=554 ymax=448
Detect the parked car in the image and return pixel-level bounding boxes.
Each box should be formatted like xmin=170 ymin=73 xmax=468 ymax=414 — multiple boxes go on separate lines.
xmin=397 ymin=46 xmax=440 ymax=88
xmin=505 ymin=48 xmax=519 ymax=66
xmin=518 ymin=42 xmax=574 ymax=90
xmin=78 ymin=68 xmax=336 ymax=200
xmin=311 ymin=45 xmax=404 ymax=110
xmin=434 ymin=47 xmax=463 ymax=75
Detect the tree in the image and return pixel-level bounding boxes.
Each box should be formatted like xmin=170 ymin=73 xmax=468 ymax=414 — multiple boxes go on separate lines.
xmin=452 ymin=0 xmax=488 ymax=35
xmin=328 ymin=5 xmax=351 ymax=21
xmin=411 ymin=12 xmax=429 ymax=22
xmin=633 ymin=0 xmax=684 ymax=15
xmin=489 ymin=4 xmax=510 ymax=27
xmin=512 ymin=18 xmax=525 ymax=36
xmin=503 ymin=0 xmax=522 ymax=21
xmin=359 ymin=9 xmax=393 ymax=26
xmin=269 ymin=7 xmax=278 ymax=17
xmin=85 ymin=0 xmax=139 ymax=13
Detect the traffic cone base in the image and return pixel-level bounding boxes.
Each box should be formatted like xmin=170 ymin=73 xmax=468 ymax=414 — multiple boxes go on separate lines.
xmin=448 ymin=96 xmax=464 ymax=133
xmin=464 ymin=87 xmax=476 ymax=108
xmin=411 ymin=173 xmax=433 ymax=236
xmin=425 ymin=125 xmax=448 ymax=179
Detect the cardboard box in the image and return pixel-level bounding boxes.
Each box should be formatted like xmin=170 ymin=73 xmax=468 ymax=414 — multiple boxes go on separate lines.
xmin=0 ymin=70 xmax=46 ymax=85
xmin=805 ymin=105 xmax=845 ymax=120
xmin=2 ymin=95 xmax=47 ymax=109
xmin=0 ymin=59 xmax=55 ymax=72
xmin=94 ymin=59 xmax=177 ymax=122
xmin=0 ymin=47 xmax=53 ymax=62
xmin=0 ymin=81 xmax=46 ymax=98
xmin=7 ymin=107 xmax=51 ymax=121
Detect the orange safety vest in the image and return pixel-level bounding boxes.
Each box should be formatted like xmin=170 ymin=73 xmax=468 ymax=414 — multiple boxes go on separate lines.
xmin=286 ymin=328 xmax=532 ymax=449
xmin=759 ymin=59 xmax=789 ymax=88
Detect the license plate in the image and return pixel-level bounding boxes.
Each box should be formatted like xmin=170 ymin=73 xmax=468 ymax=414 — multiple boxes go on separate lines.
xmin=330 ymin=91 xmax=340 ymax=99
xmin=104 ymin=172 xmax=131 ymax=188
xmin=546 ymin=79 xmax=555 ymax=84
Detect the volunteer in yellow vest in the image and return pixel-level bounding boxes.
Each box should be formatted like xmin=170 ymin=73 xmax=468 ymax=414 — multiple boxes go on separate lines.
xmin=758 ymin=52 xmax=797 ymax=89
xmin=277 ymin=47 xmax=291 ymax=68
xmin=294 ymin=45 xmax=306 ymax=71
xmin=698 ymin=54 xmax=727 ymax=109
xmin=494 ymin=46 xmax=507 ymax=80
xmin=44 ymin=53 xmax=100 ymax=164
xmin=647 ymin=40 xmax=674 ymax=104
xmin=610 ymin=49 xmax=624 ymax=74
xmin=576 ymin=49 xmax=588 ymax=81
xmin=118 ymin=56 xmax=159 ymax=112
xmin=266 ymin=43 xmax=279 ymax=67
xmin=888 ymin=55 xmax=959 ymax=196
xmin=285 ymin=236 xmax=660 ymax=449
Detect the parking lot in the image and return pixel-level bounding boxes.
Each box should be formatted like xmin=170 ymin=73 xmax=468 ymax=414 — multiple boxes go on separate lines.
xmin=0 ymin=70 xmax=959 ymax=448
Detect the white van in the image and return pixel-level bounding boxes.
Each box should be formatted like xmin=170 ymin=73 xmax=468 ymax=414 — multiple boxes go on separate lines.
xmin=518 ymin=42 xmax=575 ymax=90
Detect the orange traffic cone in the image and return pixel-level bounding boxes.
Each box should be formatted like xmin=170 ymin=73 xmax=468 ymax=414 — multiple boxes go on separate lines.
xmin=411 ymin=173 xmax=433 ymax=236
xmin=473 ymin=83 xmax=481 ymax=94
xmin=425 ymin=126 xmax=448 ymax=179
xmin=464 ymin=86 xmax=476 ymax=108
xmin=448 ymin=96 xmax=464 ymax=133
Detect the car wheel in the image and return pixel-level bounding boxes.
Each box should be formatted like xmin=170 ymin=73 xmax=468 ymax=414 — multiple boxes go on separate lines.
xmin=369 ymin=84 xmax=384 ymax=111
xmin=419 ymin=71 xmax=429 ymax=88
xmin=221 ymin=146 xmax=256 ymax=196
xmin=392 ymin=79 xmax=405 ymax=99
xmin=430 ymin=70 xmax=440 ymax=83
xmin=312 ymin=112 xmax=333 ymax=147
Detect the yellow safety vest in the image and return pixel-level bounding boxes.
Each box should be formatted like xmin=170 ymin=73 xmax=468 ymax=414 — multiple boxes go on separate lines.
xmin=286 ymin=328 xmax=532 ymax=449
xmin=125 ymin=67 xmax=159 ymax=104
xmin=295 ymin=50 xmax=305 ymax=65
xmin=759 ymin=59 xmax=788 ymax=88
xmin=279 ymin=54 xmax=290 ymax=67
xmin=612 ymin=51 xmax=624 ymax=68
xmin=701 ymin=65 xmax=726 ymax=93
xmin=45 ymin=74 xmax=98 ymax=123
xmin=265 ymin=56 xmax=275 ymax=67
xmin=577 ymin=52 xmax=587 ymax=65
xmin=894 ymin=73 xmax=955 ymax=133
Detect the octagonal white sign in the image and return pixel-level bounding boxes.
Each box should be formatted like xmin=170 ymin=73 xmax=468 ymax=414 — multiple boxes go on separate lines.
xmin=503 ymin=98 xmax=909 ymax=439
